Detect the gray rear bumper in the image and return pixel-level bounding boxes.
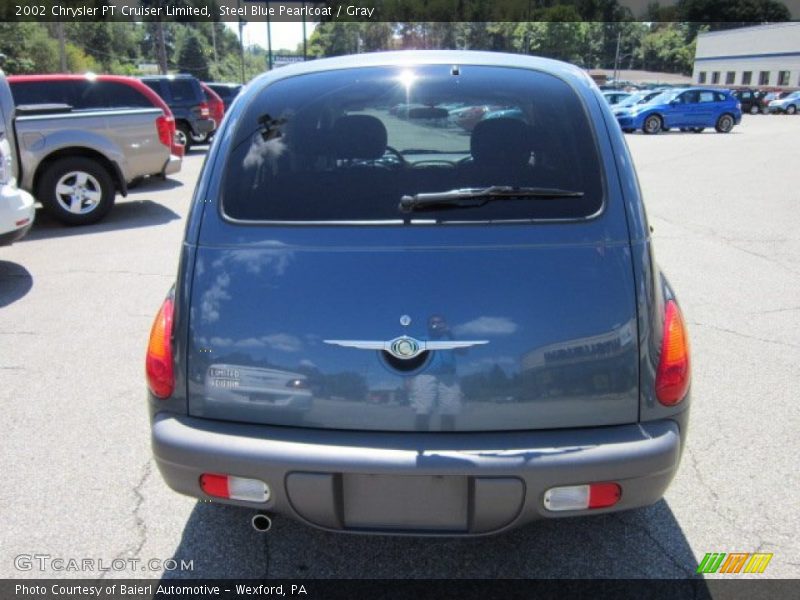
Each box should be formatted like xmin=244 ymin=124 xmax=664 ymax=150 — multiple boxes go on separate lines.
xmin=162 ymin=154 xmax=182 ymax=176
xmin=152 ymin=414 xmax=684 ymax=536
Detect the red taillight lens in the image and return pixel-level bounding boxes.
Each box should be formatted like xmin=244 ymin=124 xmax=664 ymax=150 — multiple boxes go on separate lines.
xmin=199 ymin=473 xmax=270 ymax=502
xmin=199 ymin=474 xmax=230 ymax=498
xmin=146 ymin=297 xmax=174 ymax=399
xmin=588 ymin=483 xmax=622 ymax=509
xmin=199 ymin=101 xmax=210 ymax=118
xmin=155 ymin=115 xmax=174 ymax=148
xmin=655 ymin=300 xmax=690 ymax=406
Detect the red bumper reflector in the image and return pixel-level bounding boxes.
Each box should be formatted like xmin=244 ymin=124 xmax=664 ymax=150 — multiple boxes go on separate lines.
xmin=199 ymin=473 xmax=230 ymax=499
xmin=588 ymin=483 xmax=622 ymax=508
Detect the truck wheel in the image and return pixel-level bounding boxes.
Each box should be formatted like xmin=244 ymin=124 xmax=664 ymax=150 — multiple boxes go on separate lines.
xmin=190 ymin=131 xmax=210 ymax=145
xmin=38 ymin=157 xmax=115 ymax=225
xmin=749 ymin=105 xmax=759 ymax=115
xmin=715 ymin=114 xmax=734 ymax=133
xmin=176 ymin=123 xmax=192 ymax=152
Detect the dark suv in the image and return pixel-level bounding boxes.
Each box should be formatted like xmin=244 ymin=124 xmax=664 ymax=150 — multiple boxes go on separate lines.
xmin=731 ymin=89 xmax=767 ymax=115
xmin=205 ymin=82 xmax=243 ymax=111
xmin=140 ymin=75 xmax=215 ymax=151
xmin=147 ymin=51 xmax=691 ymax=536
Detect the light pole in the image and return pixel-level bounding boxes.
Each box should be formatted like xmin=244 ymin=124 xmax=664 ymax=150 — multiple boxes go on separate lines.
xmin=237 ymin=0 xmax=246 ymax=83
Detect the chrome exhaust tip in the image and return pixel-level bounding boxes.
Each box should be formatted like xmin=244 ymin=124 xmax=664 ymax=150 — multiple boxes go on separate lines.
xmin=251 ymin=512 xmax=272 ymax=532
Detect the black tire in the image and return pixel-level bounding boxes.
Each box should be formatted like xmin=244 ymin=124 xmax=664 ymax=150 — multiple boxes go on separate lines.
xmin=715 ymin=113 xmax=735 ymax=133
xmin=37 ymin=157 xmax=115 ymax=226
xmin=643 ymin=115 xmax=662 ymax=134
xmin=176 ymin=123 xmax=192 ymax=152
xmin=190 ymin=131 xmax=210 ymax=145
xmin=786 ymin=104 xmax=797 ymax=115
xmin=749 ymin=105 xmax=759 ymax=115
xmin=691 ymin=127 xmax=705 ymax=133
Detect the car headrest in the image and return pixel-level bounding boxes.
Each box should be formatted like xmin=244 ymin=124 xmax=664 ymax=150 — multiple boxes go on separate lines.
xmin=331 ymin=115 xmax=388 ymax=160
xmin=470 ymin=117 xmax=533 ymax=167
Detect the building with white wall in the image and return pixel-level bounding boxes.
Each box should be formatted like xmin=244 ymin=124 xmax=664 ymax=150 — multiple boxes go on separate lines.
xmin=692 ymin=23 xmax=800 ymax=89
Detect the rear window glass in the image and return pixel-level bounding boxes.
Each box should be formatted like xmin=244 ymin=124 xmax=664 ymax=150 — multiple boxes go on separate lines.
xmin=210 ymin=85 xmax=236 ymax=98
xmin=77 ymin=82 xmax=153 ymax=109
xmin=10 ymin=81 xmax=77 ymax=106
xmin=222 ymin=65 xmax=604 ymax=223
xmin=167 ymin=79 xmax=199 ymax=102
xmin=142 ymin=79 xmax=164 ymax=99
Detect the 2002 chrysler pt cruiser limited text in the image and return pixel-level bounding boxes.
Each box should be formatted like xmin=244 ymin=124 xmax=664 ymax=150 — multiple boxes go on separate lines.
xmin=146 ymin=51 xmax=691 ymax=535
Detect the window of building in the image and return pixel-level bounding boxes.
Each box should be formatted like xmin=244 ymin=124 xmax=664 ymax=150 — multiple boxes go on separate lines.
xmin=742 ymin=71 xmax=752 ymax=85
xmin=698 ymin=71 xmax=706 ymax=84
xmin=777 ymin=71 xmax=790 ymax=86
xmin=711 ymin=72 xmax=720 ymax=84
xmin=759 ymin=71 xmax=770 ymax=85
xmin=725 ymin=71 xmax=736 ymax=85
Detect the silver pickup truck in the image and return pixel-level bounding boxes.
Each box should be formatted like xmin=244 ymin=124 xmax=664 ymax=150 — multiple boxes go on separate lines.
xmin=15 ymin=104 xmax=181 ymax=225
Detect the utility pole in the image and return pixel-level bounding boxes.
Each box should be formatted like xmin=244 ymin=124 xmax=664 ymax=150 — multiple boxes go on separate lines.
xmin=57 ymin=22 xmax=67 ymax=72
xmin=266 ymin=9 xmax=273 ymax=70
xmin=237 ymin=0 xmax=246 ymax=83
xmin=302 ymin=2 xmax=307 ymax=60
xmin=156 ymin=21 xmax=168 ymax=74
xmin=613 ymin=30 xmax=621 ymax=86
xmin=210 ymin=21 xmax=218 ymax=70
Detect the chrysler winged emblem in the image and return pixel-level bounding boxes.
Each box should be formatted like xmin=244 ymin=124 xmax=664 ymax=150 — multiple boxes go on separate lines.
xmin=323 ymin=335 xmax=488 ymax=360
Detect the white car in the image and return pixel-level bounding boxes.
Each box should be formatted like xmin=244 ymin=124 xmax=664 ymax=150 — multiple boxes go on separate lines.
xmin=768 ymin=91 xmax=800 ymax=115
xmin=0 ymin=70 xmax=34 ymax=246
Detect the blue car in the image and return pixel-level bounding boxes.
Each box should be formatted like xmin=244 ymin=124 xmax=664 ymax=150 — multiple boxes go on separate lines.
xmin=616 ymin=87 xmax=742 ymax=134
xmin=147 ymin=51 xmax=692 ymax=535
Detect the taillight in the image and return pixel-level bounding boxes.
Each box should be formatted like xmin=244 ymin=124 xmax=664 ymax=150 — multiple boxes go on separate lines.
xmin=155 ymin=115 xmax=174 ymax=148
xmin=655 ymin=300 xmax=690 ymax=405
xmin=199 ymin=473 xmax=270 ymax=502
xmin=199 ymin=101 xmax=210 ymax=118
xmin=544 ymin=483 xmax=622 ymax=511
xmin=146 ymin=297 xmax=174 ymax=398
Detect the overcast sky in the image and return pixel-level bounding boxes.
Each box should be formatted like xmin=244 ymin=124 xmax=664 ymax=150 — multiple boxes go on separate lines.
xmin=224 ymin=21 xmax=318 ymax=52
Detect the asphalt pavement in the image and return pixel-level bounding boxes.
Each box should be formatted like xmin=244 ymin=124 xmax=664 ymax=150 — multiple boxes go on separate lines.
xmin=1 ymin=115 xmax=798 ymax=580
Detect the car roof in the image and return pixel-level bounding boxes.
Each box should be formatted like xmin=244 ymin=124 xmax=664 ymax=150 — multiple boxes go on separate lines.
xmin=242 ymin=50 xmax=598 ymax=95
xmin=141 ymin=74 xmax=197 ymax=80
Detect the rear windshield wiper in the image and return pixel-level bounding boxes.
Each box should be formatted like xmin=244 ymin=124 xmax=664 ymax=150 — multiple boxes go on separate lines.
xmin=399 ymin=186 xmax=584 ymax=213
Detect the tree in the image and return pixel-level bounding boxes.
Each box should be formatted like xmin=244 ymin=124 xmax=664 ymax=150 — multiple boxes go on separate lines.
xmin=636 ymin=23 xmax=695 ymax=74
xmin=0 ymin=23 xmax=60 ymax=73
xmin=177 ymin=30 xmax=210 ymax=79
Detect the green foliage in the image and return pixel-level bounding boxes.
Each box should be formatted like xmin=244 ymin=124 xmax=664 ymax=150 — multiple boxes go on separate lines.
xmin=177 ymin=30 xmax=210 ymax=79
xmin=0 ymin=23 xmax=61 ymax=73
xmin=636 ymin=23 xmax=695 ymax=74
xmin=5 ymin=0 xmax=784 ymax=80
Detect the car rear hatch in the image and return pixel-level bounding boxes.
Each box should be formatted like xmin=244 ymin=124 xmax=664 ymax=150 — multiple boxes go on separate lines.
xmin=185 ymin=62 xmax=639 ymax=432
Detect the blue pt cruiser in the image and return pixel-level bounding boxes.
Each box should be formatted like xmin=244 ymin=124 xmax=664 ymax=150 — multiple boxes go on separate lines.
xmin=146 ymin=51 xmax=692 ymax=536
xmin=616 ymin=87 xmax=742 ymax=134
